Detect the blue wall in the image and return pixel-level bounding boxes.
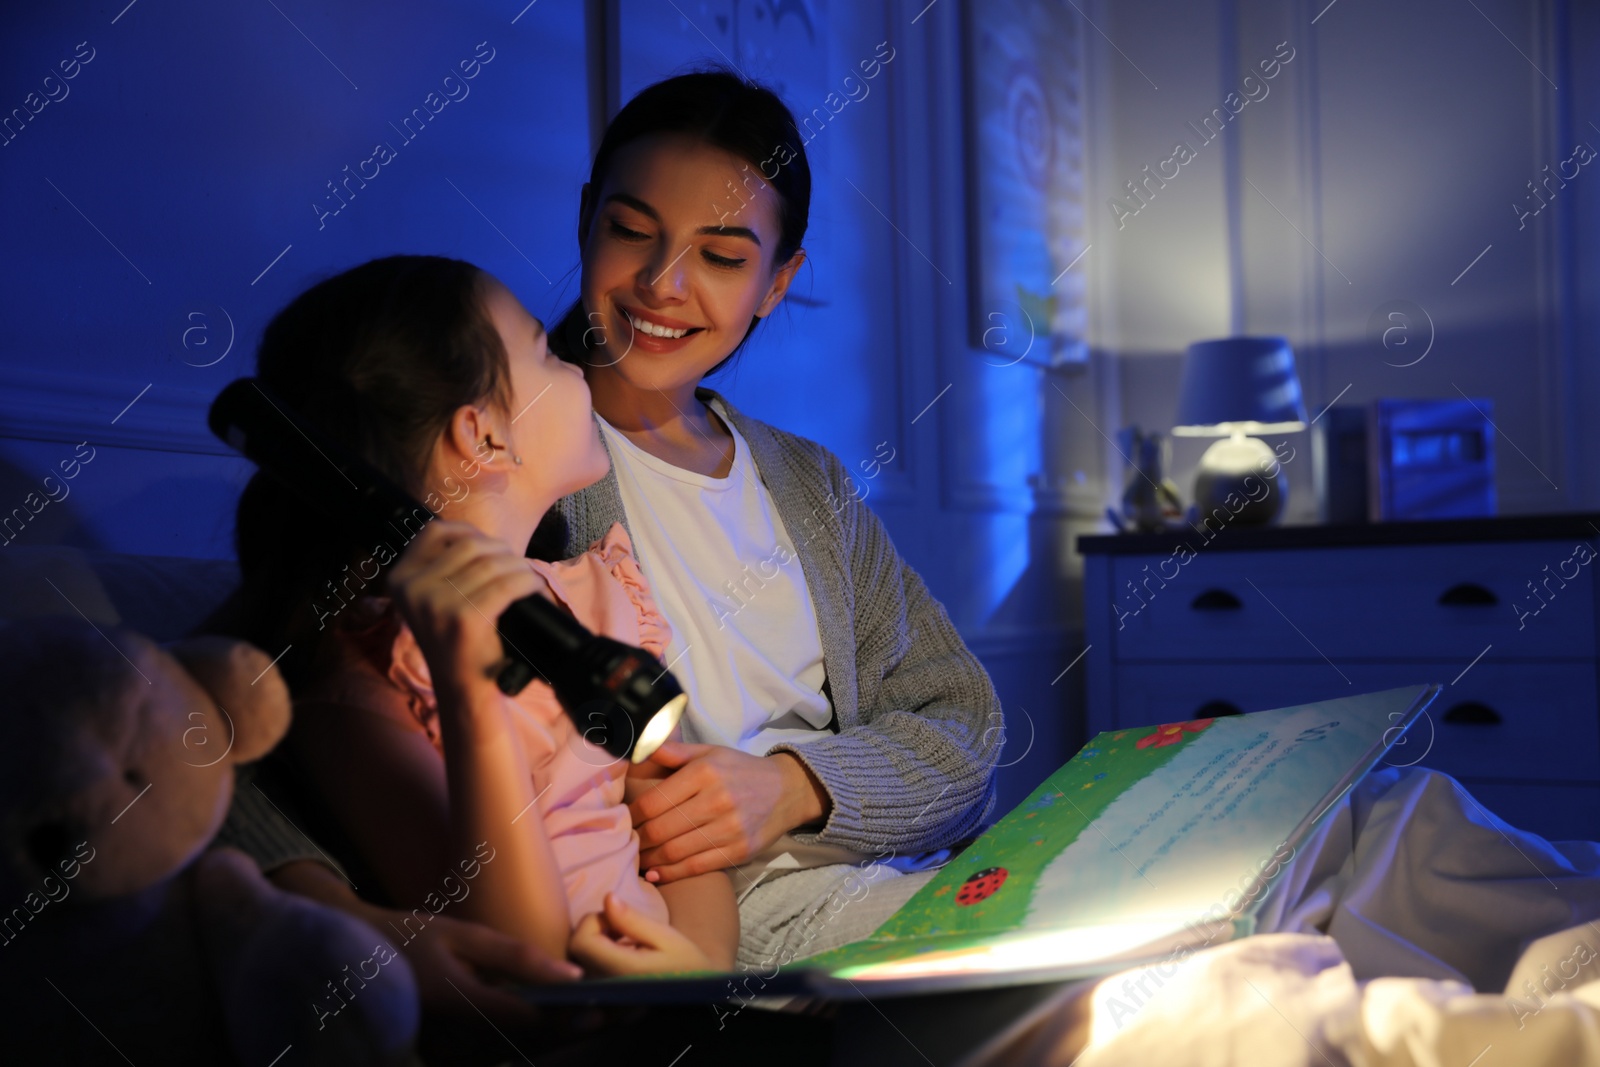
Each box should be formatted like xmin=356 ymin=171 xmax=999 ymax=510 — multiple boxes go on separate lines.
xmin=1 ymin=0 xmax=593 ymax=554
xmin=0 ymin=1 xmax=1077 ymax=813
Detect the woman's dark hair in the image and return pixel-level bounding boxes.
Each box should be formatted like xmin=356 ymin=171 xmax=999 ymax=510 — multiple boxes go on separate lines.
xmin=220 ymin=255 xmax=509 ymax=686
xmin=551 ymin=68 xmax=812 ymax=377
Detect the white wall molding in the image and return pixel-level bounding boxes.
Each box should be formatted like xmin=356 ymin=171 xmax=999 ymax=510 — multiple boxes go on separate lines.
xmin=1535 ymin=0 xmax=1575 ymax=509
xmin=869 ymin=0 xmax=919 ymax=510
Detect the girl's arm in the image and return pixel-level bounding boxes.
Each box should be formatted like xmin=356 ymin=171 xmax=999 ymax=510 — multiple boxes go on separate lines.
xmin=655 ymin=871 xmax=737 ymax=970
xmin=568 ymin=892 xmax=724 ymax=977
xmin=434 ymin=670 xmax=570 ymax=956
xmin=295 ymin=521 xmax=572 ymax=958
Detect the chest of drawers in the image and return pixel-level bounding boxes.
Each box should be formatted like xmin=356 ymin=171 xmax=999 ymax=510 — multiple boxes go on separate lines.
xmin=1080 ymin=515 xmax=1600 ymax=841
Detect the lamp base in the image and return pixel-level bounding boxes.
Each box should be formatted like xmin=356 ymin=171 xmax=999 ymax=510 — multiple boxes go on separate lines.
xmin=1192 ymin=435 xmax=1285 ymax=525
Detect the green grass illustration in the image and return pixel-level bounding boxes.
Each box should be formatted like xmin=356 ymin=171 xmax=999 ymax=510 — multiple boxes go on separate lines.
xmin=807 ymin=720 xmax=1210 ymax=973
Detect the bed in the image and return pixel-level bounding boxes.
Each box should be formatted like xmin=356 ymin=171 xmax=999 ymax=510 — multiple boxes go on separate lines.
xmin=8 ymin=546 xmax=1600 ymax=1067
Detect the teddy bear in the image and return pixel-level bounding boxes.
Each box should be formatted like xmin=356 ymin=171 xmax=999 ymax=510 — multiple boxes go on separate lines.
xmin=0 ymin=615 xmax=420 ymax=1065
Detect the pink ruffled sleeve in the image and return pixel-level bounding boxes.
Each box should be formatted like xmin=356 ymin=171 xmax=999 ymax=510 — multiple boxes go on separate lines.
xmin=515 ymin=520 xmax=673 ymax=928
xmin=530 ymin=521 xmax=672 ymax=659
xmin=302 ymin=546 xmax=673 ymax=931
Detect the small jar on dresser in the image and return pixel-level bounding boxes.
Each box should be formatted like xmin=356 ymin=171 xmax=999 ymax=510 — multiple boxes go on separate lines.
xmin=1079 ymin=514 xmax=1600 ymax=842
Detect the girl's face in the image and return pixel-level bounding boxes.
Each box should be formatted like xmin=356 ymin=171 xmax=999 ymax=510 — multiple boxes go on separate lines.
xmin=578 ymin=132 xmax=803 ymax=394
xmin=481 ymin=277 xmax=609 ymax=503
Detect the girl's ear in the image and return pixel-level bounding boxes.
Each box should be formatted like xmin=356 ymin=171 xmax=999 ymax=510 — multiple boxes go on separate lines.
xmin=444 ymin=403 xmax=495 ymax=469
xmin=755 ymin=248 xmax=806 ymax=318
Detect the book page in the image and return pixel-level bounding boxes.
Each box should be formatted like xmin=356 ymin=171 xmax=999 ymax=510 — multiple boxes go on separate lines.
xmin=809 ymin=685 xmax=1437 ymax=987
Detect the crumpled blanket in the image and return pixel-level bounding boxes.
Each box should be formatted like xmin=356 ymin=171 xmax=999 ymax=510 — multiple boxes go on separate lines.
xmin=967 ymin=767 xmax=1600 ymax=1066
xmin=969 ymin=926 xmax=1600 ymax=1066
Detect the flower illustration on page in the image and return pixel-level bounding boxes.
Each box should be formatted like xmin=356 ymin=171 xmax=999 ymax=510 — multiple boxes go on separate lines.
xmin=1136 ymin=719 xmax=1215 ymax=750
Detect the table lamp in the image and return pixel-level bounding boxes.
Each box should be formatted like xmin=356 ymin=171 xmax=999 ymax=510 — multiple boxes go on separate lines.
xmin=1171 ymin=336 xmax=1307 ymax=525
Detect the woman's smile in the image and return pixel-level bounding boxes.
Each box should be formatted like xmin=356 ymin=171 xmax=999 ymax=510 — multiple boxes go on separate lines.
xmin=620 ymin=304 xmax=705 ymax=350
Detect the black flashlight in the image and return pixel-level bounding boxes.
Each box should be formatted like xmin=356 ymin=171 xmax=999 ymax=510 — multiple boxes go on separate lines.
xmin=208 ymin=377 xmax=686 ymax=762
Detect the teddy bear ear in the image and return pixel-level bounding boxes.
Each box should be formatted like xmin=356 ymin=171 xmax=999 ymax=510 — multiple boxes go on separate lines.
xmin=0 ymin=815 xmax=86 ymax=900
xmin=164 ymin=636 xmax=291 ymax=764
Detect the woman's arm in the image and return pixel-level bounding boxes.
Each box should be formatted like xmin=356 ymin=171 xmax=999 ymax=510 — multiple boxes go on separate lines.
xmin=765 ymin=449 xmax=1004 ymax=856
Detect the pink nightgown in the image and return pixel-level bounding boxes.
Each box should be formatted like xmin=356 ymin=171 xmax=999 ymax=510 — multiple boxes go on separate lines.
xmin=297 ymin=521 xmax=671 ymax=928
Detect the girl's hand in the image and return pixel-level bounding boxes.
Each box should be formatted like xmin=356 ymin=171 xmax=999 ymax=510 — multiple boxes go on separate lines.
xmin=568 ymin=893 xmax=717 ymax=976
xmin=629 ymin=742 xmax=830 ymax=884
xmin=387 ymin=521 xmax=548 ymax=696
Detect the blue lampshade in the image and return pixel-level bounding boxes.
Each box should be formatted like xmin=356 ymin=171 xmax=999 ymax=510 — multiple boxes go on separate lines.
xmin=1172 ymin=336 xmax=1308 ymax=436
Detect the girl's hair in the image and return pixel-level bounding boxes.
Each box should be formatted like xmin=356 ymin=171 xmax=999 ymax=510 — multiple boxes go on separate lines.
xmin=221 ymin=255 xmax=509 ymax=686
xmin=551 ymin=68 xmax=812 ymax=376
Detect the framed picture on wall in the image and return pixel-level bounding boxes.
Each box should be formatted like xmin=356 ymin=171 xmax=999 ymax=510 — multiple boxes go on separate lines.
xmin=964 ymin=0 xmax=1088 ymax=366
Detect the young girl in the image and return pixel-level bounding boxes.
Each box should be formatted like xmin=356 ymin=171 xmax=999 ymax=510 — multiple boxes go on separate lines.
xmin=230 ymin=254 xmax=736 ymax=974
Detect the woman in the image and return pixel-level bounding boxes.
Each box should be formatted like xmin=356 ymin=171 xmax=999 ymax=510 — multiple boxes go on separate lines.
xmin=527 ymin=69 xmax=1002 ymax=967
xmin=528 ymin=68 xmax=1600 ymax=993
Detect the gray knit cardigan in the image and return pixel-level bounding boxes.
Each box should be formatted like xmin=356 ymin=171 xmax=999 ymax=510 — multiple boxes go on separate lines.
xmin=532 ymin=386 xmax=1003 ymax=857
xmin=218 ymin=386 xmax=1002 ymax=872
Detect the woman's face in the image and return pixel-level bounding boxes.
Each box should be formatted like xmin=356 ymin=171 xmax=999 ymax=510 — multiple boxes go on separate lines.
xmin=481 ymin=276 xmax=609 ymax=502
xmin=578 ymin=132 xmax=802 ymax=393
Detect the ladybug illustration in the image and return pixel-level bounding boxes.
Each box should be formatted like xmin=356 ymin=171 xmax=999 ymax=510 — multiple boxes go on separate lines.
xmin=955 ymin=867 xmax=1009 ymax=906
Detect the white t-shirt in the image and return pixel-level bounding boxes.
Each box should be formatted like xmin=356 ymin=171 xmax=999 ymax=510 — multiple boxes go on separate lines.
xmin=594 ymin=397 xmax=835 ymax=755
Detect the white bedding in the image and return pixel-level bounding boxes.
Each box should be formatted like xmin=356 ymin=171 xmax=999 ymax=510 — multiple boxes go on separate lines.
xmin=969 ymin=767 xmax=1600 ymax=1066
xmin=977 ymin=927 xmax=1600 ymax=1066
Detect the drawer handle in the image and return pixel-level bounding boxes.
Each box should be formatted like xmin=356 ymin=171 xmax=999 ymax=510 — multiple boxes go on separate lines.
xmin=1442 ymin=701 xmax=1502 ymax=726
xmin=1195 ymin=700 xmax=1243 ymax=719
xmin=1191 ymin=589 xmax=1243 ymax=611
xmin=1438 ymin=583 xmax=1498 ymax=606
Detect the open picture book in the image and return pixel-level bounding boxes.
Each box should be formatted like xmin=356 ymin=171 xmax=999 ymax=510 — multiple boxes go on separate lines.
xmin=523 ymin=683 xmax=1441 ymax=1002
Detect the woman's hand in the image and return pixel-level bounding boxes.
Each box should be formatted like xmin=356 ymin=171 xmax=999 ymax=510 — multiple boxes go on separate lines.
xmin=386 ymin=520 xmax=547 ymax=698
xmin=623 ymin=754 xmax=672 ymax=805
xmin=628 ymin=742 xmax=830 ymax=884
xmin=568 ymin=893 xmax=717 ymax=976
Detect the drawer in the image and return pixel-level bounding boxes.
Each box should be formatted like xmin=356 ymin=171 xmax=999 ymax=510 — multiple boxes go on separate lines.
xmin=1109 ymin=661 xmax=1600 ymax=782
xmin=1109 ymin=541 xmax=1597 ymax=662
